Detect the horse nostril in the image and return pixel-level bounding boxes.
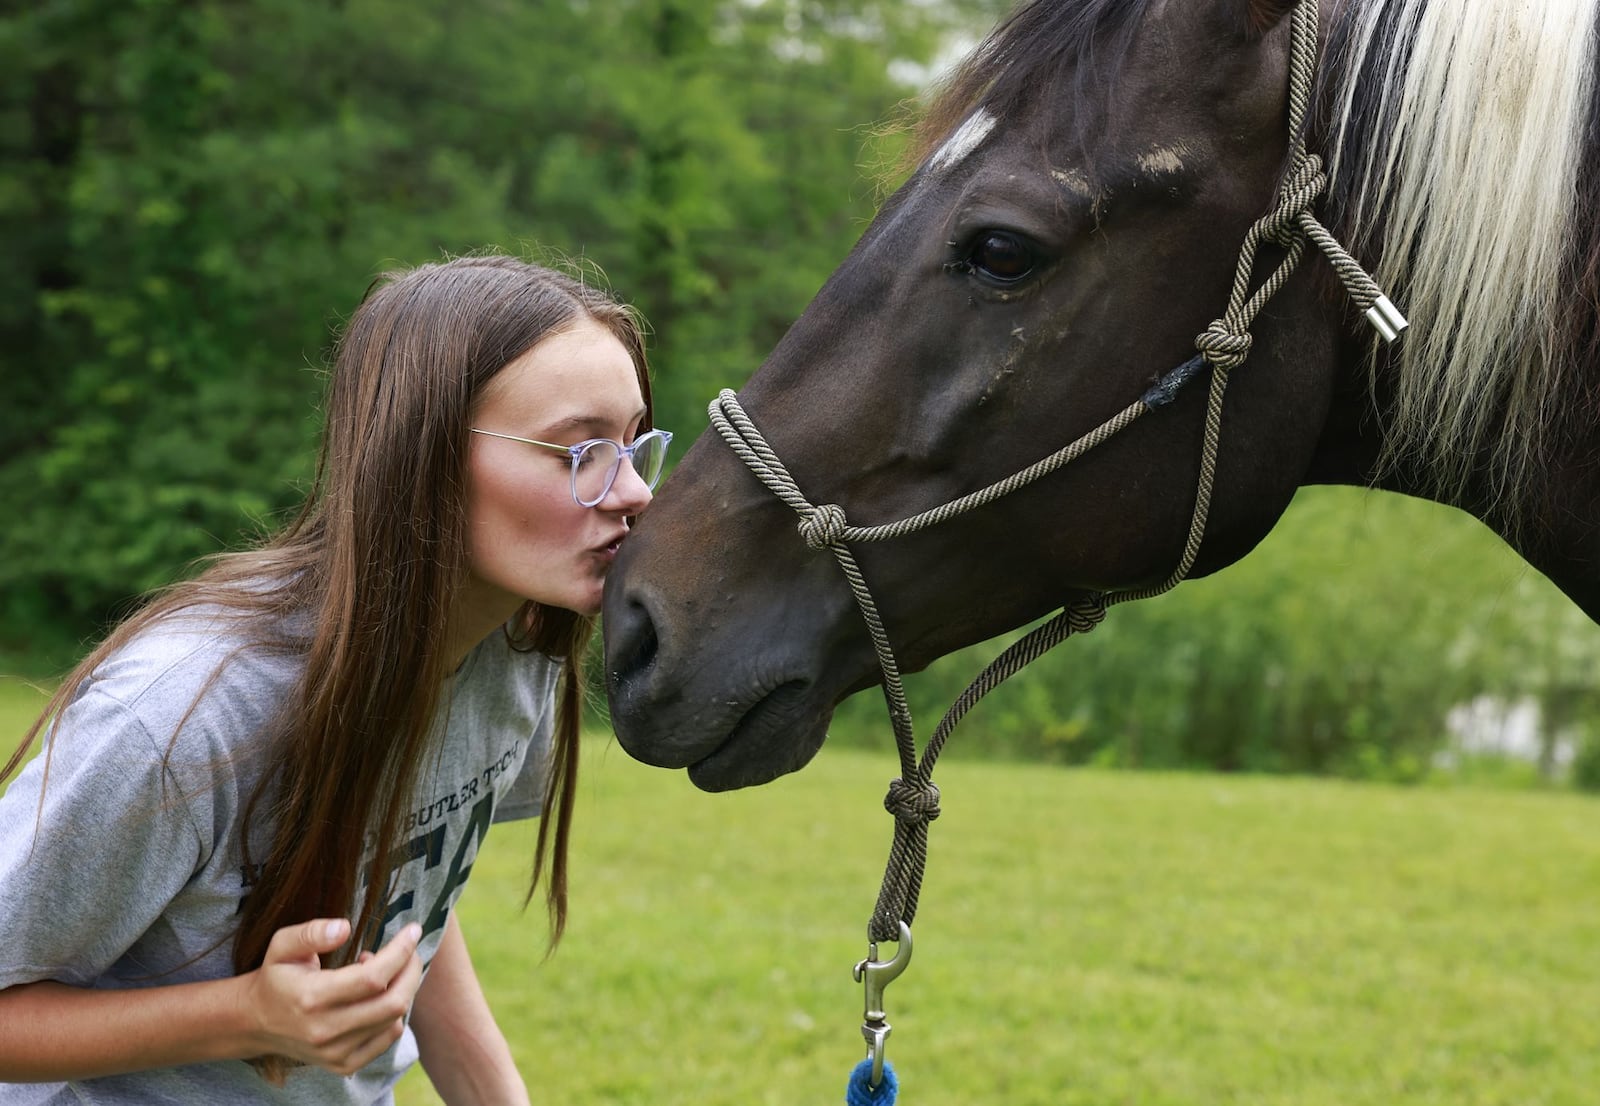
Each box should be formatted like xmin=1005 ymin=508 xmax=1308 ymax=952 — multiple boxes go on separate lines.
xmin=606 ymin=593 xmax=659 ymax=697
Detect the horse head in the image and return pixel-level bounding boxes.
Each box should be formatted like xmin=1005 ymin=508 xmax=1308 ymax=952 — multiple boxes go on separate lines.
xmin=603 ymin=0 xmax=1600 ymax=789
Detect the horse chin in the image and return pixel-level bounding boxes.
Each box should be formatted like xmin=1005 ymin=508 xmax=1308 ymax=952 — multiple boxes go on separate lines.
xmin=604 ymin=627 xmax=844 ymax=790
xmin=683 ymin=689 xmax=834 ymax=792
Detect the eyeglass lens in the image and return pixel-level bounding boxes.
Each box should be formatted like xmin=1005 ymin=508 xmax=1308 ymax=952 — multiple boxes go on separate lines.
xmin=572 ymin=433 xmax=669 ymax=505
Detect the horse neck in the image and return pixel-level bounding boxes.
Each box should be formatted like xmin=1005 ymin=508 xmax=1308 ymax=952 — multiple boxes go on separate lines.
xmin=1304 ymin=337 xmax=1600 ymax=624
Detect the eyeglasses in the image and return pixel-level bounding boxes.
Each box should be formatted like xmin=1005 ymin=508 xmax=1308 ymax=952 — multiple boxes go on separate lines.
xmin=470 ymin=427 xmax=674 ymax=507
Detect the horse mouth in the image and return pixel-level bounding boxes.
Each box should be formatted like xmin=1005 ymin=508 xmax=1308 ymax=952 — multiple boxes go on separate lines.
xmin=686 ymin=680 xmax=832 ymax=792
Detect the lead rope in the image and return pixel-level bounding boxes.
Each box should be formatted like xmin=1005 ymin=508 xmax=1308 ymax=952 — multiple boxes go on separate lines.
xmin=709 ymin=2 xmax=1402 ymax=1099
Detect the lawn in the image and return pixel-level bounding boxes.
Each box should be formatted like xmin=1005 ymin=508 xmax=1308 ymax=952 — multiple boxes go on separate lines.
xmin=0 ymin=677 xmax=51 ymax=761
xmin=398 ymin=738 xmax=1600 ymax=1105
xmin=4 ymin=679 xmax=1595 ymax=1103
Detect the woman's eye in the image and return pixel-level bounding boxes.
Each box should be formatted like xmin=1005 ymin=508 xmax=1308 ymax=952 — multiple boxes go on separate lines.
xmin=969 ymin=231 xmax=1035 ymax=283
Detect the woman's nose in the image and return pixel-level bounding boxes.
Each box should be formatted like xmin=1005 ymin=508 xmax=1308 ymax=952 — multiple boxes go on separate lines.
xmin=603 ymin=454 xmax=654 ymax=513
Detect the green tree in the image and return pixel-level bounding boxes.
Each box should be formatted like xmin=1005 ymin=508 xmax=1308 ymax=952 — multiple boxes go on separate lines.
xmin=3 ymin=0 xmax=972 ymax=665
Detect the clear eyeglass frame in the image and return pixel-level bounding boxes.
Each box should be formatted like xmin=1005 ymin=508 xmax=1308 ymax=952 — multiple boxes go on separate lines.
xmin=470 ymin=427 xmax=674 ymax=508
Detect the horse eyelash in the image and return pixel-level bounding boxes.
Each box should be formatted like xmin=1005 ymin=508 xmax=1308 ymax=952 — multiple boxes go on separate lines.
xmin=943 ymin=238 xmax=967 ymax=271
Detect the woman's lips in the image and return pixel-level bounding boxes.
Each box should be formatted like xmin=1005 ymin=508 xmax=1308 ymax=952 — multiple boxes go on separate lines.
xmin=592 ymin=530 xmax=629 ymax=562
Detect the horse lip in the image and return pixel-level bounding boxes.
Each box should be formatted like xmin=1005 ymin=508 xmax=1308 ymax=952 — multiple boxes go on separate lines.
xmin=685 ymin=679 xmax=829 ymax=791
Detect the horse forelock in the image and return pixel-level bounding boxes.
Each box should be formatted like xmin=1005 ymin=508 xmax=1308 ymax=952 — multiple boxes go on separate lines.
xmin=910 ymin=0 xmax=1151 ymax=172
xmin=1321 ymin=0 xmax=1600 ymax=519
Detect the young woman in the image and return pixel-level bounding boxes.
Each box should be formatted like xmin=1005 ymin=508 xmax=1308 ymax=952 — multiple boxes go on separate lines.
xmin=0 ymin=255 xmax=672 ymax=1103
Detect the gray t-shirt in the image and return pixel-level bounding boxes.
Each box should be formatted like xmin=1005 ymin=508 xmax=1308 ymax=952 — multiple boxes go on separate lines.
xmin=0 ymin=609 xmax=559 ymax=1104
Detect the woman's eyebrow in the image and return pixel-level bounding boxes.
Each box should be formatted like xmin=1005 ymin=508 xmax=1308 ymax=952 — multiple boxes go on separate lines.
xmin=538 ymin=408 xmax=648 ymax=437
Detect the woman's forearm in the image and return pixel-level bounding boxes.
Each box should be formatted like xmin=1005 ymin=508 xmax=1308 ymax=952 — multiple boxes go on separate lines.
xmin=0 ymin=917 xmax=423 ymax=1082
xmin=411 ymin=913 xmax=529 ymax=1106
xmin=0 ymin=976 xmax=259 ymax=1080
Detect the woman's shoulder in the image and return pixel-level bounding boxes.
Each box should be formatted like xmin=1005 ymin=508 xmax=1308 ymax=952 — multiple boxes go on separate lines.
xmin=79 ymin=605 xmax=304 ymax=758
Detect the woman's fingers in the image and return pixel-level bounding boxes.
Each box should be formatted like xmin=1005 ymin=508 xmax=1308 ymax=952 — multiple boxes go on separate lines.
xmin=319 ymin=1016 xmax=410 ymax=1076
xmin=308 ymin=947 xmax=426 ymax=1074
xmin=263 ymin=918 xmax=353 ymax=968
xmin=310 ymin=924 xmax=422 ymax=1008
xmin=248 ymin=921 xmax=424 ymax=1072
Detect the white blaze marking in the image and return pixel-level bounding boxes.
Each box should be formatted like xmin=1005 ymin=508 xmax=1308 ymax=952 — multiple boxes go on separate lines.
xmin=929 ymin=110 xmax=997 ymax=173
xmin=1136 ymin=143 xmax=1189 ymax=176
xmin=1051 ymin=167 xmax=1095 ymax=199
xmin=1052 ymin=166 xmax=1111 ymax=214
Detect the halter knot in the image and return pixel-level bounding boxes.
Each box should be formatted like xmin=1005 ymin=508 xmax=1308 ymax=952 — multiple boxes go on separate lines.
xmin=1196 ymin=322 xmax=1252 ymax=370
xmin=1066 ymin=593 xmax=1109 ymax=633
xmin=884 ymin=777 xmax=941 ymax=825
xmin=1264 ymin=152 xmax=1327 ymax=248
xmin=799 ymin=502 xmax=849 ymax=549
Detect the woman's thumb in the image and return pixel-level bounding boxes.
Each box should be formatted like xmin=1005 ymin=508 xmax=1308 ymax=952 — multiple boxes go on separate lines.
xmin=266 ymin=917 xmax=352 ymax=963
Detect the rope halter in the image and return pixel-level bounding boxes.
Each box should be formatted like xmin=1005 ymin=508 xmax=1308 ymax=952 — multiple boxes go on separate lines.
xmin=708 ymin=0 xmax=1406 ymax=1090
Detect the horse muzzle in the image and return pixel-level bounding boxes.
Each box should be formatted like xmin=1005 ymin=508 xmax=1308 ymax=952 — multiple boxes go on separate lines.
xmin=603 ymin=517 xmax=852 ymax=790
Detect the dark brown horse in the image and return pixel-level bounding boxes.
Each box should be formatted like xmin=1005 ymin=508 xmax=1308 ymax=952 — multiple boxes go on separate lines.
xmin=604 ymin=0 xmax=1600 ymax=792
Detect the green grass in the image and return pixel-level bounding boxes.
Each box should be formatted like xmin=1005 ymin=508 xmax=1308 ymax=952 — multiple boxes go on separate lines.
xmin=5 ymin=674 xmax=1595 ymax=1103
xmin=0 ymin=677 xmax=50 ymax=765
xmin=397 ymin=739 xmax=1600 ymax=1105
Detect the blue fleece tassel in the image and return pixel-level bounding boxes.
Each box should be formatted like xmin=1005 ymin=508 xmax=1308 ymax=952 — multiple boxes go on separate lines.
xmin=845 ymin=1058 xmax=898 ymax=1105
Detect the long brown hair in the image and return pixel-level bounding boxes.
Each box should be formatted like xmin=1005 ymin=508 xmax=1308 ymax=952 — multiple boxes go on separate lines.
xmin=4 ymin=253 xmax=650 ymax=1047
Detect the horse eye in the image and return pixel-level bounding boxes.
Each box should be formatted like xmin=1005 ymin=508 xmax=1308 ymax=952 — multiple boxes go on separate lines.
xmin=969 ymin=231 xmax=1035 ymax=283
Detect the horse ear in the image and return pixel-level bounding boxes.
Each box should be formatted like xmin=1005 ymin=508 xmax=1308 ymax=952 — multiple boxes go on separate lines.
xmin=1237 ymin=0 xmax=1296 ymax=38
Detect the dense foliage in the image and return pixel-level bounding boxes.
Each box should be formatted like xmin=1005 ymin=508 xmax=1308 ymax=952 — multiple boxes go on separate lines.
xmin=3 ymin=0 xmax=989 ymax=651
xmin=8 ymin=0 xmax=1600 ymax=786
xmin=831 ymin=488 xmax=1600 ymax=788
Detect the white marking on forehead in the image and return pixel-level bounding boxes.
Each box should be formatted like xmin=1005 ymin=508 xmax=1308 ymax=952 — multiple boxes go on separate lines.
xmin=1137 ymin=143 xmax=1190 ymax=177
xmin=929 ymin=110 xmax=997 ymax=173
xmin=1051 ymin=167 xmax=1095 ymax=199
xmin=1051 ymin=166 xmax=1112 ymax=216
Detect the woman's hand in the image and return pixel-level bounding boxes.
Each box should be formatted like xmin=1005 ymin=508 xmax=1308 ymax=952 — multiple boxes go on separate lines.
xmin=242 ymin=918 xmax=424 ymax=1077
xmin=0 ymin=918 xmax=425 ymax=1082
